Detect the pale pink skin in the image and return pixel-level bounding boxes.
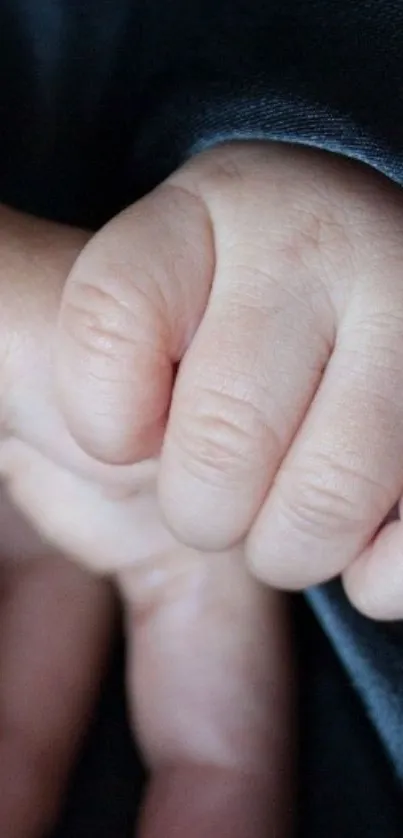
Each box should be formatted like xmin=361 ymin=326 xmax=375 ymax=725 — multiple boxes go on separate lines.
xmin=55 ymin=142 xmax=403 ymax=619
xmin=2 ymin=140 xmax=403 ymax=834
xmin=0 ymin=204 xmax=293 ymax=837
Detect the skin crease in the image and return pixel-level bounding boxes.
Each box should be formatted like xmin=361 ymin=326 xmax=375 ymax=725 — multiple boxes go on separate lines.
xmin=54 ymin=141 xmax=403 ymax=618
xmin=0 ymin=205 xmax=293 ymax=836
xmin=3 ymin=140 xmax=403 ymax=834
xmin=121 ymin=548 xmax=294 ymax=838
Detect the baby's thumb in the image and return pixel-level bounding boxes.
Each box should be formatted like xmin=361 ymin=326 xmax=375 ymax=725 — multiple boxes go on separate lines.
xmin=56 ymin=181 xmax=214 ymax=465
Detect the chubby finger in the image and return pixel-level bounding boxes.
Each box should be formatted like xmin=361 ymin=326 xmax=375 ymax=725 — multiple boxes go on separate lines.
xmin=0 ymin=440 xmax=176 ymax=574
xmin=118 ymin=545 xmax=294 ymax=838
xmin=0 ymin=530 xmax=114 ymax=838
xmin=343 ymin=504 xmax=403 ymax=620
xmin=0 ymin=204 xmax=155 ymax=493
xmin=159 ymin=220 xmax=332 ymax=550
xmin=56 ymin=183 xmax=214 ymax=464
xmin=248 ymin=293 xmax=403 ymax=589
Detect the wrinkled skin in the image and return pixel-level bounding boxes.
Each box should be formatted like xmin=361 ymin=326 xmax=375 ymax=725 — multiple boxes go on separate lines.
xmin=3 ymin=140 xmax=403 ymax=835
xmin=0 ymin=486 xmax=292 ymax=838
xmin=0 ymin=202 xmax=292 ymax=837
xmin=55 ymin=143 xmax=403 ymax=618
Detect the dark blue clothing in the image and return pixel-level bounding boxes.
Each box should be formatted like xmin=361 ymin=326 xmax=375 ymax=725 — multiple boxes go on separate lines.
xmin=1 ymin=2 xmax=402 ymax=834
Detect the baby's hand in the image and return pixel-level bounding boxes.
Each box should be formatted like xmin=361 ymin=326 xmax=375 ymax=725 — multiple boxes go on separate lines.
xmin=56 ymin=143 xmax=403 ymax=618
xmin=0 ymin=204 xmax=292 ymax=837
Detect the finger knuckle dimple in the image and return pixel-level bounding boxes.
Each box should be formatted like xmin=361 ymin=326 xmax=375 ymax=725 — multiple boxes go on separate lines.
xmin=173 ymin=389 xmax=270 ymax=487
xmin=61 ymin=281 xmax=151 ymax=365
xmin=276 ymin=463 xmax=369 ymax=538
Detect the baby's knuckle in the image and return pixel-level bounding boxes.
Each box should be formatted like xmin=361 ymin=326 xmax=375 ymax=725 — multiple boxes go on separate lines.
xmin=359 ymin=309 xmax=403 ymax=347
xmin=62 ymin=280 xmax=150 ymax=364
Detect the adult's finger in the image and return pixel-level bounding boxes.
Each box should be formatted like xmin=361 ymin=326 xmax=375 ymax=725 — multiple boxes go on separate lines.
xmin=118 ymin=544 xmax=294 ymax=838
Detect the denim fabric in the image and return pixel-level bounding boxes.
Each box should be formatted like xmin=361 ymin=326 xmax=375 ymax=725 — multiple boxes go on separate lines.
xmin=1 ymin=1 xmax=402 ymax=833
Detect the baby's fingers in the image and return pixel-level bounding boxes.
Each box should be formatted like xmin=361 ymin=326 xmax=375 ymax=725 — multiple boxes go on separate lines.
xmin=248 ymin=293 xmax=403 ymax=589
xmin=343 ymin=505 xmax=403 ymax=620
xmin=56 ymin=183 xmax=213 ymax=464
xmin=159 ymin=234 xmax=332 ymax=550
xmin=118 ymin=546 xmax=294 ymax=838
